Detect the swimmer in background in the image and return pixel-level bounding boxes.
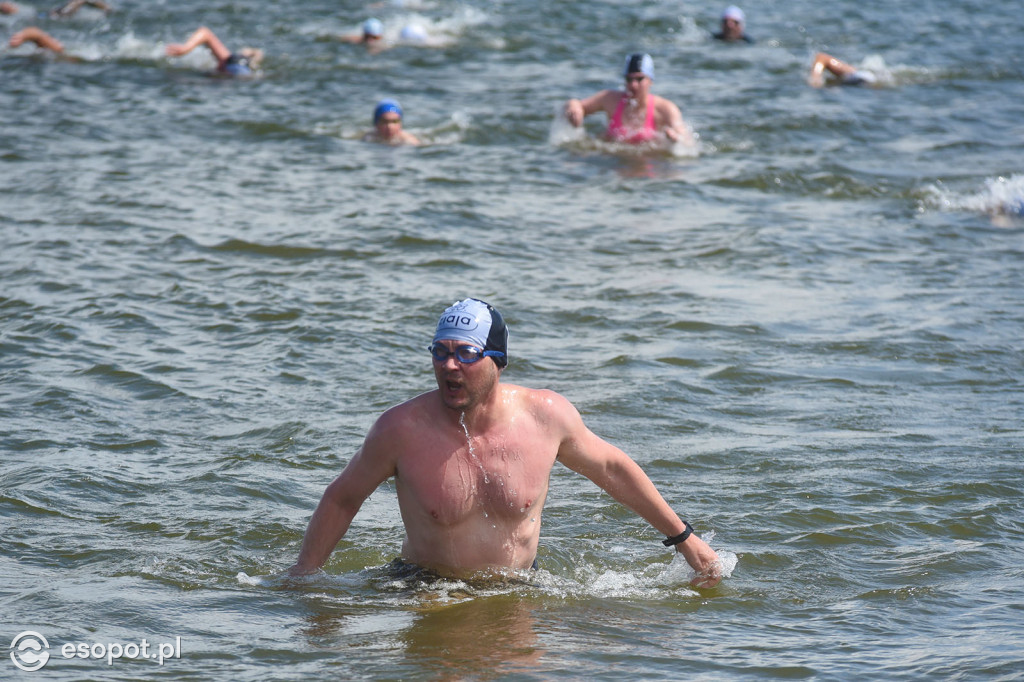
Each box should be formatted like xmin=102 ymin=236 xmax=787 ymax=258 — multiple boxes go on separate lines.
xmin=808 ymin=52 xmax=879 ymax=87
xmin=49 ymin=0 xmax=110 ymax=17
xmin=8 ymin=25 xmax=64 ymax=53
xmin=364 ymin=98 xmax=421 ymax=146
xmin=165 ymin=26 xmax=263 ymax=77
xmin=339 ymin=17 xmax=387 ymax=53
xmin=398 ymin=23 xmax=430 ymax=45
xmin=563 ymin=53 xmax=695 ymax=147
xmin=1 ymin=0 xmax=111 ymax=17
xmin=713 ymin=5 xmax=754 ymax=43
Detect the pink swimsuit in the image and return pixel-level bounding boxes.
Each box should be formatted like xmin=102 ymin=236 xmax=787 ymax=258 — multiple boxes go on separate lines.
xmin=606 ymin=95 xmax=657 ymax=143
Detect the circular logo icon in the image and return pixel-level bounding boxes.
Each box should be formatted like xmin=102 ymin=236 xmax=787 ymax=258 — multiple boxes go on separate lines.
xmin=10 ymin=631 xmax=50 ymax=672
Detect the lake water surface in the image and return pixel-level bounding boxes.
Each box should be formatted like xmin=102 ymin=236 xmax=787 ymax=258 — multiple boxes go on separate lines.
xmin=3 ymin=0 xmax=1023 ymax=679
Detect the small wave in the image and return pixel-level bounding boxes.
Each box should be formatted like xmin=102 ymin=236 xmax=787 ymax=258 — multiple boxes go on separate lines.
xmin=921 ymin=174 xmax=1024 ymax=219
xmin=209 ymin=238 xmax=358 ymax=260
xmin=79 ymin=363 xmax=186 ymax=401
xmin=110 ymin=32 xmax=167 ymax=62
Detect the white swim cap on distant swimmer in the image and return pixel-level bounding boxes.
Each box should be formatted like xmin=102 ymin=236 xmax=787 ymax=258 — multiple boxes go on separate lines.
xmin=722 ymin=5 xmax=745 ymax=23
xmin=400 ymin=24 xmax=428 ymax=42
xmin=363 ymin=18 xmax=384 ymax=37
xmin=433 ymin=298 xmax=509 ymax=367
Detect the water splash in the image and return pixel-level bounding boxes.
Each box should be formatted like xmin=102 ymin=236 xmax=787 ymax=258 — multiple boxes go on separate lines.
xmin=921 ymin=175 xmax=1024 ymax=219
xmin=458 ymin=412 xmax=489 ymax=484
xmin=547 ymin=105 xmax=586 ymax=146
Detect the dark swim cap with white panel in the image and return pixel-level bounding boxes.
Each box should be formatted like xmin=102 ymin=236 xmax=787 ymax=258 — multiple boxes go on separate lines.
xmin=433 ymin=298 xmax=508 ymax=368
xmin=623 ymin=53 xmax=655 ymax=80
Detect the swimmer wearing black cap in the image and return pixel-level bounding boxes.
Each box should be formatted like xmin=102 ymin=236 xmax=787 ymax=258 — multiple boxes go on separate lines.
xmin=289 ymin=298 xmax=722 ymax=587
xmin=808 ymin=52 xmax=881 ymax=88
xmin=564 ymin=53 xmax=695 ymax=147
xmin=165 ymin=26 xmax=263 ymax=77
xmin=363 ymin=98 xmax=421 ymax=145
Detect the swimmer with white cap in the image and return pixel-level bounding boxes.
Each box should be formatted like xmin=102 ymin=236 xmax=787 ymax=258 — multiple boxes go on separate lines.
xmin=289 ymin=297 xmax=723 ymax=587
xmin=340 ymin=17 xmax=388 ymax=53
xmin=399 ymin=23 xmax=429 ymax=44
xmin=713 ymin=5 xmax=754 ymax=43
xmin=363 ymin=98 xmax=421 ymax=145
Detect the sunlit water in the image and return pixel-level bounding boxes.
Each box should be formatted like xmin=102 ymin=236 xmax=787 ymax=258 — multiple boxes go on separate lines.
xmin=3 ymin=0 xmax=1023 ymax=679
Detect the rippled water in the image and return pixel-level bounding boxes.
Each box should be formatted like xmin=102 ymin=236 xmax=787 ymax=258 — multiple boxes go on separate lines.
xmin=3 ymin=0 xmax=1023 ymax=679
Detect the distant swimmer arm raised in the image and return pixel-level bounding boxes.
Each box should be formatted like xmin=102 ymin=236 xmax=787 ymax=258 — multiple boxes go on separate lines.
xmin=9 ymin=27 xmax=64 ymax=53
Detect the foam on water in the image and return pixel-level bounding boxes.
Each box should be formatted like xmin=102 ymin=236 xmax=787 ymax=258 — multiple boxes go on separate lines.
xmin=922 ymin=174 xmax=1024 ymax=219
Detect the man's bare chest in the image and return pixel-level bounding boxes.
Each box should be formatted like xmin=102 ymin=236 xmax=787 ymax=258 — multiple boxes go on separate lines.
xmin=397 ymin=435 xmax=553 ymax=525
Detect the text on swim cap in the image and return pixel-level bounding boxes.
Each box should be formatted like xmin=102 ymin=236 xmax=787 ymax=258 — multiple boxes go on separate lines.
xmin=438 ymin=314 xmax=478 ymax=331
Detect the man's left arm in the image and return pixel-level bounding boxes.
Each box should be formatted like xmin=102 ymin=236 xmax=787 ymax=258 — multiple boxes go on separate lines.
xmin=552 ymin=395 xmax=721 ymax=586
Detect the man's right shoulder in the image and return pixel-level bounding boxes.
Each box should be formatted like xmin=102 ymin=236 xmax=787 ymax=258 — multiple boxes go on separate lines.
xmin=377 ymin=390 xmax=436 ymax=423
xmin=361 ymin=392 xmax=439 ymax=453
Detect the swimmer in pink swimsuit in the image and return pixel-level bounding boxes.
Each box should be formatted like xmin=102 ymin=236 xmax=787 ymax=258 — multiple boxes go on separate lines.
xmin=563 ymin=53 xmax=695 ymax=147
xmin=606 ymin=94 xmax=658 ymax=143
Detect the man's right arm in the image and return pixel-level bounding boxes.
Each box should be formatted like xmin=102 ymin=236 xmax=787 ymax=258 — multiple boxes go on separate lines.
xmin=287 ymin=416 xmax=399 ymax=575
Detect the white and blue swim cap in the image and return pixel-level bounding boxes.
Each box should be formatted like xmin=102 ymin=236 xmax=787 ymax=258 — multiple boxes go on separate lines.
xmin=624 ymin=53 xmax=655 ymax=80
xmin=722 ymin=5 xmax=745 ymax=23
xmin=433 ymin=298 xmax=509 ymax=368
xmin=363 ymin=18 xmax=384 ymax=37
xmin=373 ymin=98 xmax=403 ymax=123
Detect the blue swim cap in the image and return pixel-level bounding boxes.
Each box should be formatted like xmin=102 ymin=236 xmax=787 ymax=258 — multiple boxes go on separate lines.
xmin=363 ymin=18 xmax=383 ymax=37
xmin=373 ymin=98 xmax=403 ymax=123
xmin=433 ymin=298 xmax=509 ymax=368
xmin=624 ymin=53 xmax=655 ymax=80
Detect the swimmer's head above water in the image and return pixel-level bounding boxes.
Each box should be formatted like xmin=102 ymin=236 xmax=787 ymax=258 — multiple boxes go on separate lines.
xmin=432 ymin=298 xmax=509 ymax=368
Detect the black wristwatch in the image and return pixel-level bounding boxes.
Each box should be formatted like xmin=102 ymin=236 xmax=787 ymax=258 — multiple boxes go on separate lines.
xmin=662 ymin=520 xmax=694 ymax=547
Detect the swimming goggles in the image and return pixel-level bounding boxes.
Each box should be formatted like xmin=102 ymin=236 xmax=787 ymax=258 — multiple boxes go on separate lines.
xmin=428 ymin=343 xmax=505 ymax=365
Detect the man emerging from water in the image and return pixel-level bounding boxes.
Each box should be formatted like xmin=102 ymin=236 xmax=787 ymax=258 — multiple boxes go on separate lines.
xmin=288 ymin=298 xmax=721 ymax=586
